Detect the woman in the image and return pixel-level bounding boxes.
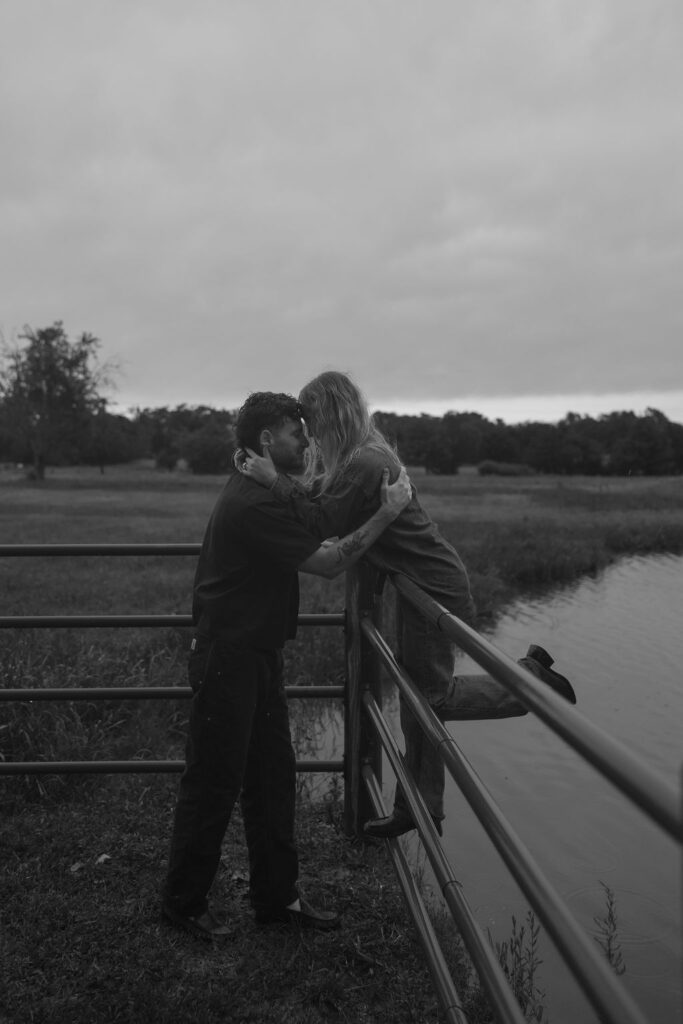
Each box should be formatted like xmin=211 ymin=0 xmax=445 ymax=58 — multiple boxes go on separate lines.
xmin=241 ymin=371 xmax=575 ymax=838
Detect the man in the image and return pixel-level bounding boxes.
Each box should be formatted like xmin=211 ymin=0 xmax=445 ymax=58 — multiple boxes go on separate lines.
xmin=161 ymin=392 xmax=411 ymax=939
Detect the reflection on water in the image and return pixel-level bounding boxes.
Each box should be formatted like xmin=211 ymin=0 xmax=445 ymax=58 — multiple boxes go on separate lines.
xmin=293 ymin=552 xmax=683 ymax=1024
xmin=434 ymin=553 xmax=683 ymax=1024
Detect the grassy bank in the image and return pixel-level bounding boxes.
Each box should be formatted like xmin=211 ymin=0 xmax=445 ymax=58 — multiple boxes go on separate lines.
xmin=1 ymin=466 xmax=682 ymax=1021
xmin=1 ymin=782 xmax=481 ymax=1024
xmin=2 ymin=467 xmax=681 ymax=800
xmin=414 ymin=468 xmax=683 ymax=617
xmin=3 ymin=464 xmax=682 ymax=621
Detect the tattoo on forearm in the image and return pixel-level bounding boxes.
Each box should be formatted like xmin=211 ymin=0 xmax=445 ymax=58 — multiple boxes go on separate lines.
xmin=335 ymin=529 xmax=368 ymax=563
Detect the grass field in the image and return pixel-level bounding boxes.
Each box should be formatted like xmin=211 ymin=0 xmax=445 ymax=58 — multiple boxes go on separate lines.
xmin=3 ymin=463 xmax=682 ymax=782
xmin=1 ymin=464 xmax=682 ymax=1022
xmin=3 ymin=462 xmax=682 ymax=616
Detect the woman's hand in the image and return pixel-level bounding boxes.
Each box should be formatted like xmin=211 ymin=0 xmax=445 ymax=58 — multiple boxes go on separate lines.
xmin=239 ymin=446 xmax=279 ymax=487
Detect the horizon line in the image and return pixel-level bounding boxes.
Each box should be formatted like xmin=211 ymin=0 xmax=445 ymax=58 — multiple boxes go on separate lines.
xmin=110 ymin=389 xmax=683 ymax=427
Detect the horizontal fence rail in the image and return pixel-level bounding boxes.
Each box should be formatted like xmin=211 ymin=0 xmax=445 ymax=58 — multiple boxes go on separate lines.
xmin=0 ymin=544 xmax=202 ymax=556
xmin=0 ymin=545 xmax=343 ymax=630
xmin=0 ymin=686 xmax=345 ymax=702
xmin=0 ymin=543 xmax=346 ymax=779
xmin=0 ymin=759 xmax=344 ymax=776
xmin=0 ymin=677 xmax=345 ymax=776
xmin=0 ymin=613 xmax=345 ymax=629
xmin=392 ymin=573 xmax=681 ymax=842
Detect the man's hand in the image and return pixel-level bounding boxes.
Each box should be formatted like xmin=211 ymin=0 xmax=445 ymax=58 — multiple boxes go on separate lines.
xmin=240 ymin=446 xmax=279 ymax=487
xmin=299 ymin=465 xmax=411 ymax=579
xmin=380 ymin=466 xmax=412 ymax=519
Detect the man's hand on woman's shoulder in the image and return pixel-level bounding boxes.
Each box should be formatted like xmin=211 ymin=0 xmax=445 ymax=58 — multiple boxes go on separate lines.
xmin=380 ymin=466 xmax=411 ymax=519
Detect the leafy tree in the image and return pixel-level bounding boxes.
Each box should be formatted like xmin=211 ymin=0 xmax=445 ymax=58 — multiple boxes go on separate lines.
xmin=667 ymin=419 xmax=683 ymax=472
xmin=556 ymin=413 xmax=605 ymax=475
xmin=633 ymin=408 xmax=677 ymax=475
xmin=515 ymin=422 xmax=564 ymax=474
xmin=130 ymin=404 xmax=236 ymax=470
xmin=155 ymin=444 xmax=181 ymax=471
xmin=598 ymin=409 xmax=676 ymax=475
xmin=0 ymin=322 xmax=114 ymax=479
xmin=82 ymin=405 xmax=145 ymax=470
xmin=130 ymin=406 xmax=180 ymax=463
xmin=423 ymin=430 xmax=460 ymax=474
xmin=442 ymin=411 xmax=488 ymax=465
xmin=182 ymin=421 xmax=236 ymax=474
xmin=480 ymin=419 xmax=522 ymax=464
xmin=374 ymin=411 xmax=442 ymax=467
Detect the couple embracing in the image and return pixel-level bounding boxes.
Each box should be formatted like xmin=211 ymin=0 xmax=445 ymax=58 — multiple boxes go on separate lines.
xmin=161 ymin=371 xmax=575 ymax=939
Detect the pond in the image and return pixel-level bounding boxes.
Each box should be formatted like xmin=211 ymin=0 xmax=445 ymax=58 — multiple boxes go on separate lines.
xmin=297 ymin=552 xmax=682 ymax=1022
xmin=404 ymin=552 xmax=682 ymax=1024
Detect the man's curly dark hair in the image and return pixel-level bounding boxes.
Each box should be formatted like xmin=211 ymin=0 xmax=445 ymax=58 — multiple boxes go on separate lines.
xmin=235 ymin=392 xmax=303 ymax=453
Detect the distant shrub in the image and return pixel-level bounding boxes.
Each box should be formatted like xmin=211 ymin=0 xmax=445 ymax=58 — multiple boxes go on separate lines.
xmin=183 ymin=424 xmax=235 ymax=475
xmin=155 ymin=445 xmax=180 ymax=471
xmin=478 ymin=460 xmax=535 ymax=476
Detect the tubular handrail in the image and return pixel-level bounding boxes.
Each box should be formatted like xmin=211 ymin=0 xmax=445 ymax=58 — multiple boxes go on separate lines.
xmin=361 ymin=616 xmax=652 ymax=1024
xmin=0 ymin=544 xmax=201 ymax=555
xmin=0 ymin=685 xmax=345 ymax=702
xmin=0 ymin=759 xmax=344 ymax=775
xmin=392 ymin=573 xmax=681 ymax=841
xmin=3 ymin=545 xmax=679 ymax=1023
xmin=0 ymin=613 xmax=345 ymax=628
xmin=0 ymin=543 xmax=345 ymax=779
xmin=363 ymin=689 xmax=529 ymax=1024
xmin=362 ymin=768 xmax=471 ymax=1024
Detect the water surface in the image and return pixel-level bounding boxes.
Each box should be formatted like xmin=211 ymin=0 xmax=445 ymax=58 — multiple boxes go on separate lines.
xmin=298 ymin=553 xmax=682 ymax=1022
xmin=423 ymin=553 xmax=682 ymax=1023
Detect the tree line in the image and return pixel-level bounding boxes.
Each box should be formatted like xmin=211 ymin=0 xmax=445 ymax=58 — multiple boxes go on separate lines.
xmin=2 ymin=323 xmax=682 ymax=478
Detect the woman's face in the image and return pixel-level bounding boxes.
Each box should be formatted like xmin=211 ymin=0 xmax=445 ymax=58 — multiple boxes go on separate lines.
xmin=299 ymin=392 xmax=321 ymax=440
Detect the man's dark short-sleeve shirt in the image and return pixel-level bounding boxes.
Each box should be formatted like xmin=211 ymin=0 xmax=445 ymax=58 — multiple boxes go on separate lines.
xmin=192 ymin=472 xmax=320 ymax=649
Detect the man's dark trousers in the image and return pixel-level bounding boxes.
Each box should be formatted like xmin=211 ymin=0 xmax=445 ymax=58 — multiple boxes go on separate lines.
xmin=163 ymin=638 xmax=299 ymax=918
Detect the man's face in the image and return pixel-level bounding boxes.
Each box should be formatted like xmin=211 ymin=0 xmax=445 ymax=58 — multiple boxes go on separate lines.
xmin=264 ymin=417 xmax=309 ymax=473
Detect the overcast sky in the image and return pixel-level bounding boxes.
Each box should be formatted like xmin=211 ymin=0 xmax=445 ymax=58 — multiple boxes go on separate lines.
xmin=2 ymin=1 xmax=682 ymax=423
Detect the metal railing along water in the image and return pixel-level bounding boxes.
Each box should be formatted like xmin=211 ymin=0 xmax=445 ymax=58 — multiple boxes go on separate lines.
xmin=392 ymin=573 xmax=679 ymax=841
xmin=2 ymin=547 xmax=680 ymax=1023
xmin=344 ymin=563 xmax=682 ymax=1024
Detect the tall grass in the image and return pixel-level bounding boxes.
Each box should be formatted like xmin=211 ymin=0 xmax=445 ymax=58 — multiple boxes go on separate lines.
xmin=1 ymin=466 xmax=679 ymax=1022
xmin=1 ymin=465 xmax=682 ymax=799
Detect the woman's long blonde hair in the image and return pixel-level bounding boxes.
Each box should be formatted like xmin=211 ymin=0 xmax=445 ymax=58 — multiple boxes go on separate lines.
xmin=298 ymin=371 xmax=400 ymax=492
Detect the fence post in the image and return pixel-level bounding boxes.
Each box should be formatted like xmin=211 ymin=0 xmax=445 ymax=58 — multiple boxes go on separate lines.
xmin=344 ymin=562 xmax=384 ymax=836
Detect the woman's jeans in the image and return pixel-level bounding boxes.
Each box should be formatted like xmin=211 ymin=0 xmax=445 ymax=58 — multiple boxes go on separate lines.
xmin=163 ymin=638 xmax=298 ymax=918
xmin=393 ymin=597 xmax=528 ymax=822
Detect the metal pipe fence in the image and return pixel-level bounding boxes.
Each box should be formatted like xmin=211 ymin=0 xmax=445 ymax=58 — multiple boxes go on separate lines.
xmin=362 ymin=767 xmax=471 ymax=1024
xmin=392 ymin=573 xmax=680 ymax=841
xmin=0 ymin=543 xmax=344 ymax=778
xmin=361 ymin=618 xmax=651 ymax=1024
xmin=2 ymin=546 xmax=680 ymax=1024
xmin=344 ymin=565 xmax=680 ymax=1024
xmin=362 ymin=688 xmax=528 ymax=1024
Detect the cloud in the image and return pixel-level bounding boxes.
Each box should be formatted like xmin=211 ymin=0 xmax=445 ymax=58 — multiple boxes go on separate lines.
xmin=1 ymin=1 xmax=681 ymax=415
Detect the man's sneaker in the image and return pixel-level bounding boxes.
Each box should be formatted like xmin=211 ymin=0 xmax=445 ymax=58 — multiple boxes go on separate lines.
xmin=520 ymin=644 xmax=577 ymax=704
xmin=254 ymin=897 xmax=341 ymax=931
xmin=363 ymin=810 xmax=443 ymax=839
xmin=161 ymin=902 xmax=233 ymax=940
